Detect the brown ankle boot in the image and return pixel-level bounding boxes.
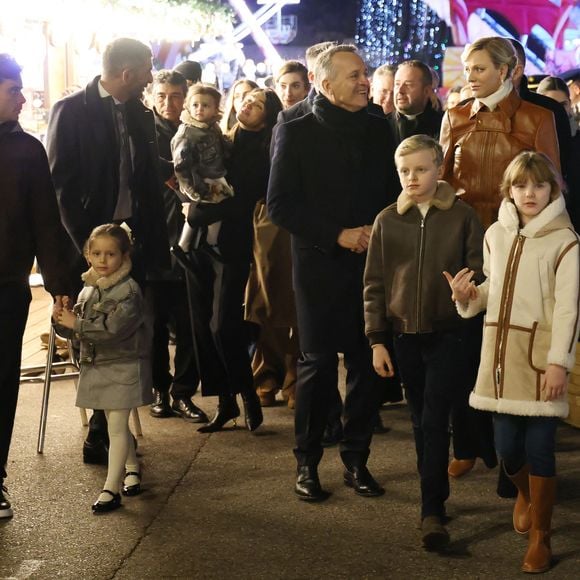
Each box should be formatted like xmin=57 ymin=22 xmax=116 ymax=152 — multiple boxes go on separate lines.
xmin=522 ymin=475 xmax=556 ymax=574
xmin=506 ymin=464 xmax=531 ymax=534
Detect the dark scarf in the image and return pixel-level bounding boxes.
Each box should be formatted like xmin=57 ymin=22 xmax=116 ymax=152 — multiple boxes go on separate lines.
xmin=312 ymin=93 xmax=369 ymax=141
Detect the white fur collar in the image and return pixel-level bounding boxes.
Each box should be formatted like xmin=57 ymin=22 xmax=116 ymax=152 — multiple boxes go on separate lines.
xmin=81 ymin=257 xmax=132 ymax=289
xmin=498 ymin=195 xmax=571 ymax=237
xmin=397 ymin=180 xmax=457 ymax=215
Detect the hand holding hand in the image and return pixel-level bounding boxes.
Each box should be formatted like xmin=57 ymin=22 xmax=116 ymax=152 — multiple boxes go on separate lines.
xmin=443 ymin=268 xmax=478 ymax=304
xmin=337 ymin=227 xmax=371 ymax=253
xmin=57 ymin=300 xmax=77 ymax=330
xmin=52 ymin=295 xmax=64 ymax=321
xmin=372 ymin=344 xmax=395 ymax=378
xmin=542 ymin=364 xmax=568 ymax=401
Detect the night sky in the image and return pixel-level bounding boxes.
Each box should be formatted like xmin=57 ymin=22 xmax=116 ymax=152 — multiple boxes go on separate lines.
xmin=241 ymin=0 xmax=360 ymax=45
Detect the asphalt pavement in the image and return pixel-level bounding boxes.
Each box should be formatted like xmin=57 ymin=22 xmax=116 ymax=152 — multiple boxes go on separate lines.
xmin=1 ymin=374 xmax=580 ymax=580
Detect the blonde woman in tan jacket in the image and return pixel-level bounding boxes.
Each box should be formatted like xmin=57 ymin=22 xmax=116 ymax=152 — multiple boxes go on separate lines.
xmin=446 ymin=152 xmax=580 ymax=574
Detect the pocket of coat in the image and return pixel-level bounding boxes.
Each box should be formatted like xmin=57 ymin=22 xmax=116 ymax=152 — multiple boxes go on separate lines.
xmin=528 ymin=322 xmax=551 ymax=373
xmin=95 ymin=361 xmax=139 ymax=385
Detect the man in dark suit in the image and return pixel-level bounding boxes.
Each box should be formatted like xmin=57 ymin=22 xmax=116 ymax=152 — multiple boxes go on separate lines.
xmin=268 ymin=45 xmax=400 ymax=501
xmin=46 ymin=37 xmax=171 ymax=464
xmin=387 ymin=60 xmax=443 ymax=143
xmin=509 ymin=39 xmax=571 ymax=184
xmin=148 ymin=69 xmax=207 ymax=424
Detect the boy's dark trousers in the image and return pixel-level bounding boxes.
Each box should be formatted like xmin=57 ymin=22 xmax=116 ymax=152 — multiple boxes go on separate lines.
xmin=0 ymin=282 xmax=31 ymax=481
xmin=393 ymin=328 xmax=473 ymax=519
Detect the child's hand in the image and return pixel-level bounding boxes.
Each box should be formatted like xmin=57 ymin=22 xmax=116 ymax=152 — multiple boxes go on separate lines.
xmin=542 ymin=364 xmax=568 ymax=401
xmin=443 ymin=268 xmax=478 ymax=304
xmin=372 ymin=344 xmax=395 ymax=378
xmin=57 ymin=308 xmax=77 ymax=330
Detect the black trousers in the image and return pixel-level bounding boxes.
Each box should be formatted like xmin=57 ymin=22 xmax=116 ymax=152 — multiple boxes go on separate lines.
xmin=293 ymin=342 xmax=381 ymax=468
xmin=450 ymin=315 xmax=497 ymax=468
xmin=185 ymin=250 xmax=253 ymax=397
xmin=148 ymin=280 xmax=199 ymax=400
xmin=394 ymin=329 xmax=473 ymax=519
xmin=0 ymin=282 xmax=31 ymax=481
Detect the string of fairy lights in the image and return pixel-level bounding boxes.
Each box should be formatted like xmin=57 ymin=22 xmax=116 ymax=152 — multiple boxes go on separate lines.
xmin=356 ymin=0 xmax=449 ymax=73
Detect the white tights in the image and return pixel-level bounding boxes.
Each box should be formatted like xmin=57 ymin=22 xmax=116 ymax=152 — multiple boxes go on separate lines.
xmin=99 ymin=409 xmax=138 ymax=499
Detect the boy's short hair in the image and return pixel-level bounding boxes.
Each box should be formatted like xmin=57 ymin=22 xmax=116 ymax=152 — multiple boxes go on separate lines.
xmin=0 ymin=54 xmax=22 ymax=83
xmin=184 ymin=83 xmax=223 ymax=120
xmin=395 ymin=135 xmax=444 ymax=167
xmin=500 ymin=151 xmax=562 ymax=201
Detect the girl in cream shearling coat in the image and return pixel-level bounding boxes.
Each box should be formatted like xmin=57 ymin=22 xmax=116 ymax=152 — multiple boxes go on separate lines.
xmin=447 ymin=152 xmax=579 ymax=574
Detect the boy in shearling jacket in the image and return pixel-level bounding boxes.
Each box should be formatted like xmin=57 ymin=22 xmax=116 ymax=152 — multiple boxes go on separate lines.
xmin=363 ymin=135 xmax=484 ymax=550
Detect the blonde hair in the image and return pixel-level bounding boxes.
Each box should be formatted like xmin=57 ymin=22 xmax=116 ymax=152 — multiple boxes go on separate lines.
xmin=395 ymin=135 xmax=444 ymax=167
xmin=500 ymin=151 xmax=562 ymax=201
xmin=462 ymin=37 xmax=517 ymax=78
xmin=183 ymin=83 xmax=223 ymax=122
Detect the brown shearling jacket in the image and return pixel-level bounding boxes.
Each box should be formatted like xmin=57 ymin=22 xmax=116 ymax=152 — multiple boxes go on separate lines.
xmin=440 ymin=89 xmax=560 ymax=229
xmin=364 ymin=182 xmax=484 ymax=345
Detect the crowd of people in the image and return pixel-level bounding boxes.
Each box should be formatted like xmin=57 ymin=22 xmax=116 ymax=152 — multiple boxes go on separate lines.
xmin=1 ymin=33 xmax=579 ymax=574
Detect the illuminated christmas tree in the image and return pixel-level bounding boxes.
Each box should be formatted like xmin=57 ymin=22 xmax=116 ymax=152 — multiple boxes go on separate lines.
xmin=356 ymin=0 xmax=450 ymax=74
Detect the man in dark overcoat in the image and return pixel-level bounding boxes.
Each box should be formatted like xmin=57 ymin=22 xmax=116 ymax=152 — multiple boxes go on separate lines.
xmin=267 ymin=45 xmax=400 ymax=501
xmin=46 ymin=37 xmax=171 ymax=463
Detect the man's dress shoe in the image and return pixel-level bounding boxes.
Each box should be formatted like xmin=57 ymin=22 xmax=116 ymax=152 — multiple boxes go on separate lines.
xmin=343 ymin=466 xmax=385 ymax=497
xmin=295 ymin=466 xmax=331 ymax=502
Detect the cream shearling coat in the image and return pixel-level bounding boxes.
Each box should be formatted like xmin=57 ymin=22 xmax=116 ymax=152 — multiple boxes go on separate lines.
xmin=458 ymin=195 xmax=579 ymax=417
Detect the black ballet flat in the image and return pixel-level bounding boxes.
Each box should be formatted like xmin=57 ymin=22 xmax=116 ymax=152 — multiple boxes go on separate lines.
xmin=92 ymin=490 xmax=121 ymax=514
xmin=122 ymin=472 xmax=142 ymax=497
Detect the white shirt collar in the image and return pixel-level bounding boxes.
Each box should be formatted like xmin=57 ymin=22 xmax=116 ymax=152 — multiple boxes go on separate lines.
xmin=477 ymin=79 xmax=513 ymax=111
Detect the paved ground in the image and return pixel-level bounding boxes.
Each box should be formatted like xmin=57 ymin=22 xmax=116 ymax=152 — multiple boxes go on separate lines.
xmin=1 ymin=373 xmax=580 ymax=580
xmin=2 ymin=288 xmax=580 ymax=579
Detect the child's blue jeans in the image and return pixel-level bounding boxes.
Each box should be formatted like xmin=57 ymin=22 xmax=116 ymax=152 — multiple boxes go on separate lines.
xmin=493 ymin=413 xmax=558 ymax=477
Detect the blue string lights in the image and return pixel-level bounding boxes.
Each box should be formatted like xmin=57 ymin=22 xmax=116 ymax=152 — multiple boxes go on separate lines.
xmin=356 ymin=0 xmax=450 ymax=74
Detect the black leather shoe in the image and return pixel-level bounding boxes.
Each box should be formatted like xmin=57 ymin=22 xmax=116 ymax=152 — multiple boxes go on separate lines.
xmin=83 ymin=439 xmax=109 ymax=465
xmin=295 ymin=466 xmax=331 ymax=502
xmin=0 ymin=484 xmax=13 ymax=519
xmin=92 ymin=490 xmax=121 ymax=514
xmin=171 ymin=398 xmax=209 ymax=423
xmin=241 ymin=390 xmax=263 ymax=432
xmin=321 ymin=420 xmax=343 ymax=447
xmin=343 ymin=466 xmax=385 ymax=497
xmin=122 ymin=472 xmax=142 ymax=496
xmin=421 ymin=515 xmax=450 ymax=551
xmin=150 ymin=390 xmax=173 ymax=418
xmin=198 ymin=396 xmax=240 ymax=433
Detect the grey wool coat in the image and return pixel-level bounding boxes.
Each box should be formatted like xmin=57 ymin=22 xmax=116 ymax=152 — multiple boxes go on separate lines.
xmin=66 ymin=259 xmax=153 ymax=410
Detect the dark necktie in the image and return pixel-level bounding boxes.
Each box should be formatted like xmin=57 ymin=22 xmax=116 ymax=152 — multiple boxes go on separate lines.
xmin=112 ymin=102 xmax=132 ymax=221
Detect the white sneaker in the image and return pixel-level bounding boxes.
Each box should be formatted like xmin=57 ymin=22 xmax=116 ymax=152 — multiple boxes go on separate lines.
xmin=0 ymin=485 xmax=13 ymax=518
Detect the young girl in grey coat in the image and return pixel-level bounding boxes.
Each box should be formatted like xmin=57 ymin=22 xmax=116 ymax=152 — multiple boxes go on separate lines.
xmin=54 ymin=224 xmax=153 ymax=513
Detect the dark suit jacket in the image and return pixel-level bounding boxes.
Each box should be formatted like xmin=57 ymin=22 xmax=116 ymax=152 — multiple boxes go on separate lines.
xmin=46 ymin=76 xmax=170 ymax=280
xmin=267 ymin=101 xmax=400 ymax=351
xmin=519 ymin=75 xmax=572 ymax=182
xmin=386 ymin=101 xmax=443 ymax=143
